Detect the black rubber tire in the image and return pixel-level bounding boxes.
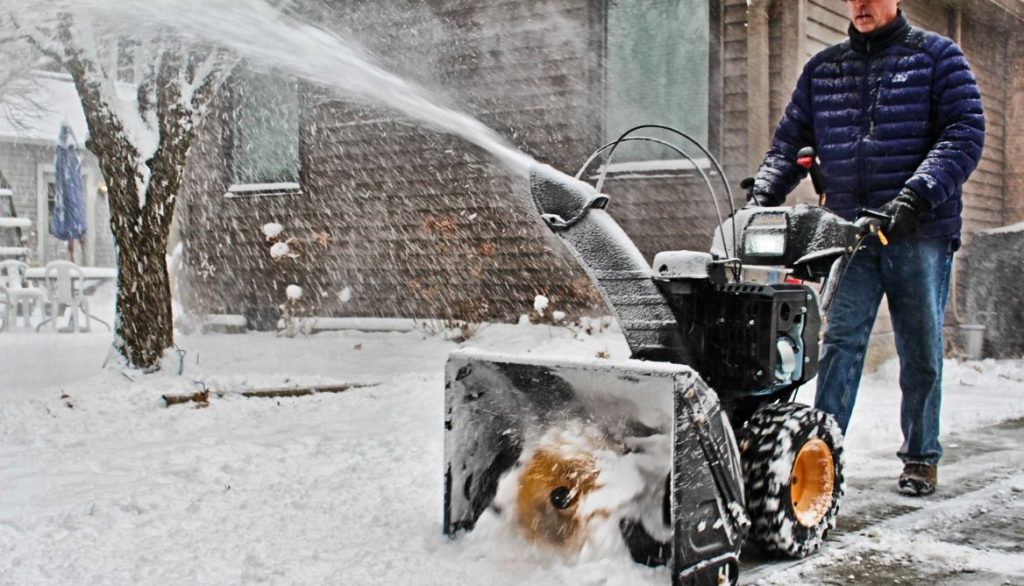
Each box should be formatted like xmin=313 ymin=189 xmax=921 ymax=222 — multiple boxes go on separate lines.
xmin=738 ymin=402 xmax=845 ymax=558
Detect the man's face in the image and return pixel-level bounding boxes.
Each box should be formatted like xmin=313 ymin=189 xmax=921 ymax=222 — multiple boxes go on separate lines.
xmin=844 ymin=0 xmax=900 ymax=34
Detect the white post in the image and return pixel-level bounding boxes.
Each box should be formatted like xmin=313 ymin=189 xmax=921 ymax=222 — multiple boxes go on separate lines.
xmin=85 ymin=172 xmax=96 ymax=266
xmin=35 ymin=163 xmax=48 ymax=263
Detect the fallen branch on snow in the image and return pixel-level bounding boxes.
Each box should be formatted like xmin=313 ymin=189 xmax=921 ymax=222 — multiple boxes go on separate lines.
xmin=162 ymin=383 xmax=376 ymax=407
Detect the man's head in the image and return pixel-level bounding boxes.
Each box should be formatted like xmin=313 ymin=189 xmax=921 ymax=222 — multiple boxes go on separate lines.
xmin=844 ymin=0 xmax=901 ymax=34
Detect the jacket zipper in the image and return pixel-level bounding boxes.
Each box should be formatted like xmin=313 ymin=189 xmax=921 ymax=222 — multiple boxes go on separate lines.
xmin=859 ymin=54 xmax=871 ymax=206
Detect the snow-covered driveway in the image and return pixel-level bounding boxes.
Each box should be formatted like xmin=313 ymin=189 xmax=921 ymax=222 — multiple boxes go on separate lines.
xmin=1 ymin=309 xmax=1022 ymax=585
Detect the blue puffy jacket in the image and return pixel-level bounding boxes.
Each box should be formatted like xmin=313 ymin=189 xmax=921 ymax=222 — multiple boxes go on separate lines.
xmin=752 ymin=11 xmax=985 ymax=244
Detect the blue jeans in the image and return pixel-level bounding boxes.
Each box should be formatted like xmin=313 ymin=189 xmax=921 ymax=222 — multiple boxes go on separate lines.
xmin=814 ymin=237 xmax=953 ymax=466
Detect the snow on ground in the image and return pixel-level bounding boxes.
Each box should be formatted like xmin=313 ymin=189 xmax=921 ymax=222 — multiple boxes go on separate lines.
xmin=1 ymin=285 xmax=1023 ymax=585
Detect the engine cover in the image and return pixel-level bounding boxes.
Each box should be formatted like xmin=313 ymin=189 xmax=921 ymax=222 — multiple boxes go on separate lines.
xmin=697 ymin=283 xmax=820 ymax=395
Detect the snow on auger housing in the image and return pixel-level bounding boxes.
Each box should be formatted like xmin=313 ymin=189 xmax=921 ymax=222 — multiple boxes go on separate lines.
xmin=443 ymin=126 xmax=887 ymax=585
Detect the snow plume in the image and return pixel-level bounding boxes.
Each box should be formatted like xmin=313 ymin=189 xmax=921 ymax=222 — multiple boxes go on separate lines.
xmin=72 ymin=0 xmax=536 ymax=177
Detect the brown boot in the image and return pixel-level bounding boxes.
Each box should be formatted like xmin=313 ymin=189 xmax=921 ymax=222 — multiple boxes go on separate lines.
xmin=898 ymin=463 xmax=937 ymax=496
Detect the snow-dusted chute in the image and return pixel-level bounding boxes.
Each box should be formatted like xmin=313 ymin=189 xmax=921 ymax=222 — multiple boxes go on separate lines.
xmin=444 ymin=126 xmax=889 ymax=585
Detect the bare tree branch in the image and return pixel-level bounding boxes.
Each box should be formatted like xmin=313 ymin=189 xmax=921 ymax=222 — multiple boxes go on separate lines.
xmin=189 ymin=49 xmax=235 ymax=113
xmin=2 ymin=3 xmax=233 ymax=370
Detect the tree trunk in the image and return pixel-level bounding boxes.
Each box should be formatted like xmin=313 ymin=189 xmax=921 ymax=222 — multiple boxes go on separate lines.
xmin=113 ymin=215 xmax=174 ymax=369
xmin=49 ymin=27 xmax=227 ymax=371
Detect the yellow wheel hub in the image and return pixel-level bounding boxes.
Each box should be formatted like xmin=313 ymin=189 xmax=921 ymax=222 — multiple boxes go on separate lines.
xmin=790 ymin=438 xmax=835 ymax=527
xmin=516 ymin=448 xmax=599 ymax=547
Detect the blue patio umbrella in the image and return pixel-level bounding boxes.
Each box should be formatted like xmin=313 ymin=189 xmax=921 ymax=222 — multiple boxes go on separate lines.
xmin=50 ymin=123 xmax=87 ymax=242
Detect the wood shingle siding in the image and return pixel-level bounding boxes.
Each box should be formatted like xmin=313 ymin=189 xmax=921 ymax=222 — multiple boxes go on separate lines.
xmin=1008 ymin=36 xmax=1024 ymax=225
xmin=902 ymin=1 xmax=951 ymax=34
xmin=961 ymin=15 xmax=1008 ymax=240
xmin=176 ymin=0 xmax=1022 ymax=346
xmin=723 ymin=0 xmax=751 ymax=185
xmin=806 ymin=1 xmax=847 ymax=58
xmin=179 ymin=0 xmax=605 ymax=325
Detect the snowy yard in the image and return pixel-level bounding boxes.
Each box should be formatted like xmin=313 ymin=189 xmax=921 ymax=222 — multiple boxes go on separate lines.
xmin=1 ymin=286 xmax=1023 ymax=585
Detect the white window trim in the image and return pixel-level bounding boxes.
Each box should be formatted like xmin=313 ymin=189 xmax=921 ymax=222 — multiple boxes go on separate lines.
xmin=223 ymin=182 xmax=303 ymax=199
xmin=589 ymin=157 xmax=713 ymax=181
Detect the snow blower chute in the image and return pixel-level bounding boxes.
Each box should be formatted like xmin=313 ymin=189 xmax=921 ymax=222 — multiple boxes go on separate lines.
xmin=444 ymin=126 xmax=888 ymax=585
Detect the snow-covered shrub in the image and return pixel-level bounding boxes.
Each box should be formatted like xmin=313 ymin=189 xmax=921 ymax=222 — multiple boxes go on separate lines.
xmin=262 ymin=223 xmax=332 ymax=338
xmin=262 ymin=222 xmax=285 ymax=239
xmin=338 ymin=286 xmax=353 ymax=304
xmin=527 ymin=292 xmax=566 ymax=326
xmin=533 ymin=294 xmax=550 ymax=315
xmin=414 ymin=298 xmax=489 ymax=343
xmin=269 ymin=241 xmax=291 ymax=260
xmin=279 ymin=282 xmax=312 ymax=337
xmin=411 ymin=214 xmax=491 ymax=343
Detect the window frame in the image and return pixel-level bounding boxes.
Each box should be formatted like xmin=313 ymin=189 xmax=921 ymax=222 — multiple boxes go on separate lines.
xmin=224 ymin=67 xmax=304 ymax=199
xmin=597 ymin=0 xmax=723 ymax=169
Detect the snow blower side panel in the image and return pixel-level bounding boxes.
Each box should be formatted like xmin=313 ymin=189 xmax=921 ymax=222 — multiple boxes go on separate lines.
xmin=671 ymin=375 xmax=749 ymax=586
xmin=443 ymin=351 xmax=746 ymax=585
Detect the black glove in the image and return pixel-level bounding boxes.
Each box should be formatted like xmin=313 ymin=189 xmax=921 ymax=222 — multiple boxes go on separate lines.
xmin=745 ymin=193 xmax=774 ymax=208
xmin=878 ymin=188 xmax=928 ymax=239
xmin=741 ymin=177 xmax=776 ymax=208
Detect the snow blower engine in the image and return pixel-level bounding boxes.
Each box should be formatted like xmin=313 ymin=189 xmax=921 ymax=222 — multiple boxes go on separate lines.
xmin=443 ymin=126 xmax=886 ymax=585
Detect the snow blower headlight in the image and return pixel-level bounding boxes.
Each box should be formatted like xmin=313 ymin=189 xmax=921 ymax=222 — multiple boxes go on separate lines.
xmin=744 ymin=230 xmax=786 ymax=256
xmin=743 ymin=213 xmax=788 ymax=257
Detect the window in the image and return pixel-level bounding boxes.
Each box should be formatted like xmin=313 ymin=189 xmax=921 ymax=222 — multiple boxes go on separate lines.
xmin=604 ymin=0 xmax=710 ymax=162
xmin=46 ymin=179 xmax=57 ymax=217
xmin=228 ymin=68 xmax=301 ymax=196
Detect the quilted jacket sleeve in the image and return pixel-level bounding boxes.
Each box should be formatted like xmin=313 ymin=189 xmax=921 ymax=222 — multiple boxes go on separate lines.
xmin=750 ymin=61 xmax=816 ymax=205
xmin=903 ymin=39 xmax=985 ymax=209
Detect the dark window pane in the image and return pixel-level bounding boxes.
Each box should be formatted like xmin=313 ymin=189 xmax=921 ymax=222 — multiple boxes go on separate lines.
xmin=232 ymin=69 xmax=300 ymax=185
xmin=47 ymin=181 xmax=56 ymax=215
xmin=606 ymin=0 xmax=709 ymax=162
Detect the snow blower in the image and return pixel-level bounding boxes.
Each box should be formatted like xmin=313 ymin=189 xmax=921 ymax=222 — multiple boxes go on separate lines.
xmin=443 ymin=126 xmax=888 ymax=585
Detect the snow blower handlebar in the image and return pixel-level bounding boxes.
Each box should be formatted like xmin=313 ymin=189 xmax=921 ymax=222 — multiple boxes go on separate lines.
xmin=807 ymin=211 xmax=892 ymax=314
xmin=791 ymin=146 xmax=891 ymax=311
xmin=795 ymin=146 xmax=894 ymax=245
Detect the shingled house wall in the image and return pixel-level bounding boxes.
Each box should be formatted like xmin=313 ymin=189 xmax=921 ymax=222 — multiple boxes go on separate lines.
xmin=177 ymin=0 xmax=1023 ymax=342
xmin=178 ymin=0 xmax=609 ymax=326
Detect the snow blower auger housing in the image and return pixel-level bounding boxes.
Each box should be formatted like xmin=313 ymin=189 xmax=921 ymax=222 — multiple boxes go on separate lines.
xmin=444 ymin=127 xmax=883 ymax=585
xmin=444 ymin=353 xmax=747 ymax=584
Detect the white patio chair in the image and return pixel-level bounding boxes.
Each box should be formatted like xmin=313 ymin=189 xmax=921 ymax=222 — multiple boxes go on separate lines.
xmin=36 ymin=260 xmax=93 ymax=332
xmin=0 ymin=259 xmax=45 ymax=331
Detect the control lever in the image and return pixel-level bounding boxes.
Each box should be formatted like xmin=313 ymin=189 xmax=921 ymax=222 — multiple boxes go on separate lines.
xmin=856 ymin=209 xmax=891 ymax=245
xmin=796 ymin=146 xmax=826 ymax=206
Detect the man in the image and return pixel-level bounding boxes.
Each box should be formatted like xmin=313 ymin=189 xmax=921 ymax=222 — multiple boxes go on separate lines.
xmin=749 ymin=0 xmax=985 ymax=495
